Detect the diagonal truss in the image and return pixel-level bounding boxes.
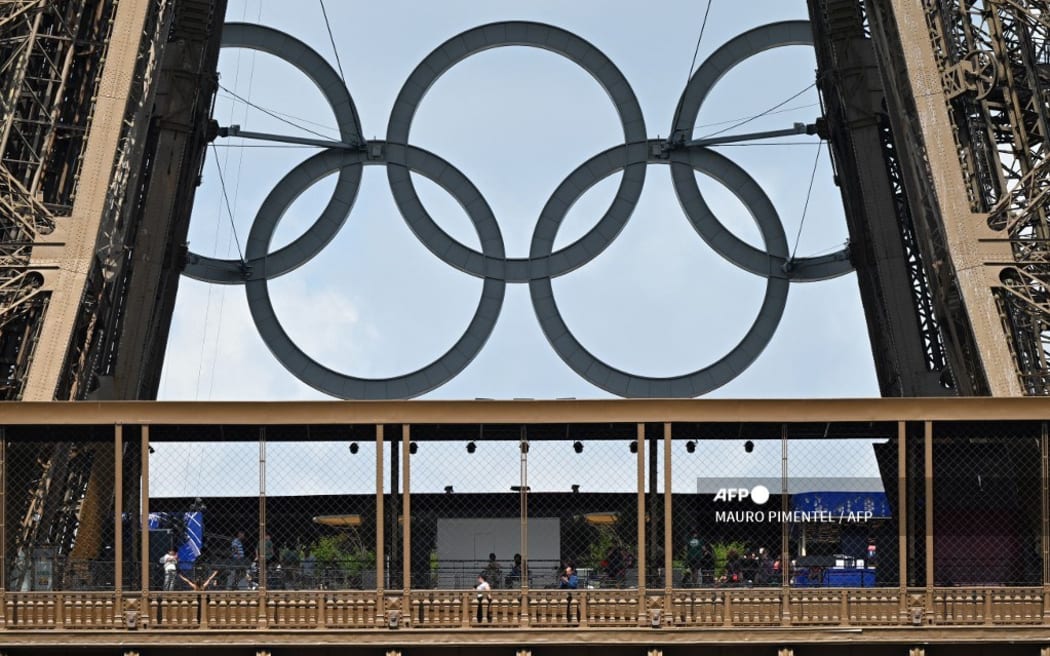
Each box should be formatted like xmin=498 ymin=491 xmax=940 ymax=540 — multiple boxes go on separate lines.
xmin=922 ymin=0 xmax=1050 ymax=393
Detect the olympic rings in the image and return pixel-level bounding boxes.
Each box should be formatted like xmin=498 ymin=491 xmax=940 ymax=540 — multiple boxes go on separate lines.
xmin=186 ymin=23 xmax=364 ymax=284
xmin=669 ymin=21 xmax=851 ymax=281
xmin=184 ymin=20 xmax=853 ymax=399
xmin=242 ymin=144 xmax=506 ymax=400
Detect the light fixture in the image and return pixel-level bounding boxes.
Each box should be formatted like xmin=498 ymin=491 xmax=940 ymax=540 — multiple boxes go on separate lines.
xmin=629 ymin=441 xmax=638 ymax=453
xmin=573 ymin=441 xmax=583 ymax=454
xmin=686 ymin=440 xmax=697 ymax=453
xmin=409 ymin=441 xmax=418 ymax=455
xmin=744 ymin=440 xmax=754 ymax=453
xmin=349 ymin=442 xmax=359 ymax=454
xmin=466 ymin=441 xmax=476 ymax=454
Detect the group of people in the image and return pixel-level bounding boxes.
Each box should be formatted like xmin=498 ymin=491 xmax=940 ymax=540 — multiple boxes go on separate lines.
xmin=472 ymin=552 xmax=582 ymax=592
xmin=472 ymin=554 xmax=577 ymax=623
xmin=473 ymin=552 xmax=524 ymax=591
xmin=473 ymin=552 xmax=584 ymax=592
xmin=719 ymin=547 xmax=779 ymax=586
xmin=684 ymin=530 xmax=780 ymax=587
xmin=157 ymin=530 xmax=276 ymax=592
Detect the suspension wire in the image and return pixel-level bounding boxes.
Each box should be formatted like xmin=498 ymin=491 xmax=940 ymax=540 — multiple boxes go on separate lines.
xmin=206 ymin=0 xmax=264 ymax=404
xmin=711 ymin=141 xmax=821 ymax=147
xmin=219 ymin=83 xmax=335 ymax=140
xmin=211 ymin=143 xmax=319 ymax=148
xmin=670 ymin=0 xmax=714 ymax=140
xmin=319 ymin=0 xmax=346 ymax=83
xmin=700 ymin=82 xmax=816 ymax=140
xmin=790 ymin=141 xmax=824 ymax=261
xmin=210 ymin=143 xmax=247 ymax=264
xmin=686 ymin=0 xmax=714 ymax=83
xmin=217 ymin=93 xmax=337 ymax=131
xmin=693 ymin=102 xmax=819 ymax=130
xmin=194 ymin=2 xmax=256 ymax=404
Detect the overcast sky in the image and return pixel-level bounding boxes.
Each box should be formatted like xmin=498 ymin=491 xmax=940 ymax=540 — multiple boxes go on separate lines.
xmin=156 ymin=0 xmax=880 ymax=403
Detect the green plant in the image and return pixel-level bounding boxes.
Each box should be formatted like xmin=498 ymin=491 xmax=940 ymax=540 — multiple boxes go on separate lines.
xmin=709 ymin=541 xmax=748 ymax=579
xmin=584 ymin=529 xmax=618 ymax=570
xmin=308 ymin=533 xmax=376 ymax=580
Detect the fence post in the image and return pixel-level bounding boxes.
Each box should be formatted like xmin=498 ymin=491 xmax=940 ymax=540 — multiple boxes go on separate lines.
xmin=376 ymin=424 xmax=386 ymax=624
xmin=0 ymin=429 xmax=4 ymax=627
xmin=780 ymin=423 xmax=791 ymax=626
xmin=1041 ymin=422 xmax=1050 ymax=623
xmin=636 ymin=423 xmax=646 ymax=626
xmin=663 ymin=422 xmax=673 ymax=618
xmin=141 ymin=426 xmax=151 ymax=627
xmin=898 ymin=421 xmax=908 ymax=624
xmin=258 ymin=427 xmax=267 ymax=627
xmin=402 ymin=425 xmax=411 ymax=625
xmin=924 ymin=421 xmax=934 ymax=613
xmin=114 ymin=425 xmax=123 ymax=628
xmin=519 ymin=426 xmax=530 ymax=628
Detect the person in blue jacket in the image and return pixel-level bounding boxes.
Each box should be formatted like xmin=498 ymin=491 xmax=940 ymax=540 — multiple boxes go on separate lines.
xmin=559 ymin=565 xmax=578 ymax=589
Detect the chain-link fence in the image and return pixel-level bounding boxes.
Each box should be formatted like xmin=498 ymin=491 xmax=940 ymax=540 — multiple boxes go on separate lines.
xmin=405 ymin=432 xmax=522 ymax=591
xmin=3 ymin=415 xmax=1048 ymax=603
xmin=149 ymin=425 xmax=259 ymax=593
xmin=670 ymin=423 xmax=784 ymax=589
xmin=785 ymin=426 xmax=895 ymax=589
xmin=930 ymin=420 xmax=1042 ymax=587
xmin=525 ymin=424 xmax=640 ymax=592
xmin=4 ymin=425 xmax=120 ymax=592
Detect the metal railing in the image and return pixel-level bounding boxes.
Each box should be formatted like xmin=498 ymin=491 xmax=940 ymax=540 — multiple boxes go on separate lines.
xmin=0 ymin=398 xmax=1049 ymax=637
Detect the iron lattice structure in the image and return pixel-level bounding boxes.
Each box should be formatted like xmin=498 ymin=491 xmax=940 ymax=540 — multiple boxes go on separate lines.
xmin=0 ymin=0 xmax=225 ymax=402
xmin=816 ymin=0 xmax=1050 ymax=396
xmin=0 ymin=0 xmax=114 ymax=399
xmin=0 ymin=0 xmax=226 ymax=607
xmin=924 ymin=0 xmax=1050 ymax=393
xmin=809 ymin=0 xmax=956 ymax=397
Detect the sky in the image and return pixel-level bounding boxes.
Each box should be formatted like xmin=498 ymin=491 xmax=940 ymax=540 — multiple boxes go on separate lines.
xmin=147 ymin=1 xmax=889 ymax=498
xmin=156 ymin=0 xmax=881 ymax=404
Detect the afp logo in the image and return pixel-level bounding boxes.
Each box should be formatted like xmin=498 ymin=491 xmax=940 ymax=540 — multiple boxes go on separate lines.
xmin=713 ymin=484 xmax=770 ymax=505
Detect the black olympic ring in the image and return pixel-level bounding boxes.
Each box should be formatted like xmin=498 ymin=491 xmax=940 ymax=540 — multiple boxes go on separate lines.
xmin=183 ymin=20 xmax=853 ymax=399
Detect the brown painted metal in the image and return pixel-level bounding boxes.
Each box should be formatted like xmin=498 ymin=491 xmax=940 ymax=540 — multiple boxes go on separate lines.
xmin=1 ymin=400 xmax=1049 ymax=646
xmin=925 ymin=421 xmax=934 ymax=609
xmin=140 ymin=425 xmax=150 ymax=622
xmin=5 ymin=397 xmax=1050 ymax=426
xmin=0 ymin=428 xmax=5 ymax=625
xmin=375 ymin=424 xmax=384 ymax=602
xmin=780 ymin=423 xmax=790 ymax=625
xmin=258 ymin=427 xmax=267 ymax=593
xmin=114 ymin=424 xmax=122 ymax=613
xmin=663 ymin=422 xmax=672 ymax=608
xmin=1043 ymin=422 xmax=1049 ymax=622
xmin=897 ymin=421 xmax=907 ymax=621
xmin=635 ymin=423 xmax=645 ymax=623
xmin=401 ymin=425 xmax=410 ymax=598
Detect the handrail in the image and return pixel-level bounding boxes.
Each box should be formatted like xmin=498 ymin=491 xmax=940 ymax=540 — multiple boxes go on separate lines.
xmin=2 ymin=586 xmax=1047 ymax=631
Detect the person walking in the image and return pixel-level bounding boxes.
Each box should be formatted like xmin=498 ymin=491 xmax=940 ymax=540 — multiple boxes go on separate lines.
xmin=227 ymin=531 xmax=246 ymax=590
